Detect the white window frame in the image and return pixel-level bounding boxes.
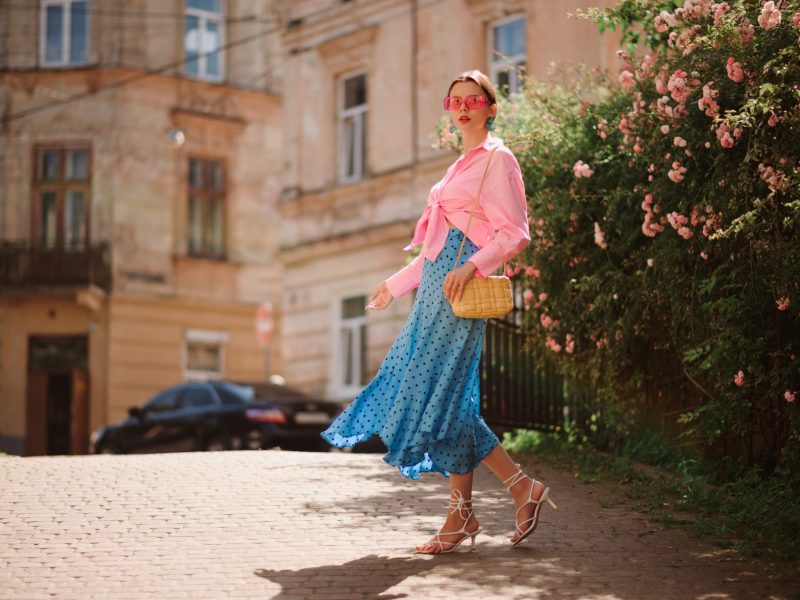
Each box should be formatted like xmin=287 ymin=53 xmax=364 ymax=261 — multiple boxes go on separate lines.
xmin=183 ymin=328 xmax=229 ymax=381
xmin=329 ymin=294 xmax=368 ymax=399
xmin=184 ymin=0 xmax=226 ymax=82
xmin=40 ymin=0 xmax=91 ymax=67
xmin=337 ymin=71 xmax=368 ymax=184
xmin=487 ymin=14 xmax=526 ymax=96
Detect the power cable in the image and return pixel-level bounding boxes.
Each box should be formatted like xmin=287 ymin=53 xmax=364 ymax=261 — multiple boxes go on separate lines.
xmin=0 ymin=3 xmax=278 ymax=23
xmin=2 ymin=26 xmax=278 ymax=123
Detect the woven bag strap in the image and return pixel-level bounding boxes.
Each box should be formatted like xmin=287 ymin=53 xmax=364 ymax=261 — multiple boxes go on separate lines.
xmin=452 ymin=146 xmax=502 ymax=272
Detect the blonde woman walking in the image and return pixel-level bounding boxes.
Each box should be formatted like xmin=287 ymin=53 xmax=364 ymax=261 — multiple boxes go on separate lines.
xmin=322 ymin=70 xmax=556 ymax=554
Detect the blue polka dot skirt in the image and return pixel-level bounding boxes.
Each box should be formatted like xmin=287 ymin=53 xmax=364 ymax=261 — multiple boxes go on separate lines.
xmin=321 ymin=226 xmax=500 ymax=479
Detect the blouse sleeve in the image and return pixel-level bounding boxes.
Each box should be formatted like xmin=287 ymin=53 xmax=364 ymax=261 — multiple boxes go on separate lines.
xmin=467 ymin=150 xmax=530 ymax=277
xmin=385 ymin=252 xmax=424 ymax=299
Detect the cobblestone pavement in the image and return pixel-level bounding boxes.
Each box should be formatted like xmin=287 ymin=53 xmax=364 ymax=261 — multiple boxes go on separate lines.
xmin=1 ymin=449 xmax=797 ymax=600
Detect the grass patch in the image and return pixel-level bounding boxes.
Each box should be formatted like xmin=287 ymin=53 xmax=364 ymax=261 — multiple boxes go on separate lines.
xmin=502 ymin=428 xmax=800 ymax=563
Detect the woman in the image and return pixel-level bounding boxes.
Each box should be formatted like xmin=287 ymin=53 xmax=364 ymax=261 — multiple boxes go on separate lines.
xmin=321 ymin=70 xmax=556 ymax=554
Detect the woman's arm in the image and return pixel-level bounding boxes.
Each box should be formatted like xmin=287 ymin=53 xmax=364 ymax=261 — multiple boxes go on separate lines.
xmin=467 ymin=151 xmax=530 ymax=276
xmin=385 ymin=252 xmax=425 ymax=298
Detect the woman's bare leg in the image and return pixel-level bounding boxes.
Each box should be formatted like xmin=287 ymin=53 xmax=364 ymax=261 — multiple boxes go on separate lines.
xmin=415 ymin=471 xmax=479 ymax=553
xmin=481 ymin=443 xmax=547 ymax=543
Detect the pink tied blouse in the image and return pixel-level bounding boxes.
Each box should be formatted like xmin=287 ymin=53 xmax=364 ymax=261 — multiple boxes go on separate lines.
xmin=385 ymin=135 xmax=530 ymax=299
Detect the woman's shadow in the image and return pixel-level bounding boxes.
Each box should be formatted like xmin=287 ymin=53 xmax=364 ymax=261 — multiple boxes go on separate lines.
xmin=255 ymin=552 xmax=473 ymax=600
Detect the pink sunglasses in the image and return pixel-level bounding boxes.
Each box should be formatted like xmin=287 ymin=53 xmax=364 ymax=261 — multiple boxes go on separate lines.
xmin=443 ymin=95 xmax=491 ymax=110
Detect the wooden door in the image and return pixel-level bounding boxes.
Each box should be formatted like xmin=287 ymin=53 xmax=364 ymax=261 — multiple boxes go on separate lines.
xmin=25 ymin=372 xmax=48 ymax=456
xmin=71 ymin=369 xmax=89 ymax=455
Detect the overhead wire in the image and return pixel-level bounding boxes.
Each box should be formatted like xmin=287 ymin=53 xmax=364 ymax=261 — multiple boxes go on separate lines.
xmin=0 ymin=2 xmax=278 ymax=23
xmin=1 ymin=25 xmax=280 ymax=123
xmin=1 ymin=0 xmax=471 ymax=124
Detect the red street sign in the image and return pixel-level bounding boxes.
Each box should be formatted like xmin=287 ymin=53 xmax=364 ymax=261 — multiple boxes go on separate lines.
xmin=255 ymin=302 xmax=274 ymax=348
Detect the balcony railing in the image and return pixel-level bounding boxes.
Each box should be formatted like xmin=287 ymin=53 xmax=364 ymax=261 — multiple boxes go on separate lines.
xmin=0 ymin=242 xmax=111 ymax=290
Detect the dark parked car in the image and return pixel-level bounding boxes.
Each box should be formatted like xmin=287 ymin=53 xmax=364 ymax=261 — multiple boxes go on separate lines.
xmin=89 ymin=380 xmax=343 ymax=455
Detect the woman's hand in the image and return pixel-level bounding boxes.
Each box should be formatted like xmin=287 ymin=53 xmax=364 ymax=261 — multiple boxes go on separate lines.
xmin=443 ymin=261 xmax=477 ymax=303
xmin=365 ymin=281 xmax=394 ymax=311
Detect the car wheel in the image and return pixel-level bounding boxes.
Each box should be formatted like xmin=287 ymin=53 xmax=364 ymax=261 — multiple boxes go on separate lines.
xmin=204 ymin=435 xmax=228 ymax=452
xmin=96 ymin=443 xmax=117 ymax=455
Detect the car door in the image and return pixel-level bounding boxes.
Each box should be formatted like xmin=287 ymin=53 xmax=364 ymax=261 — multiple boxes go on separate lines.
xmin=175 ymin=384 xmax=220 ymax=451
xmin=120 ymin=386 xmax=183 ymax=453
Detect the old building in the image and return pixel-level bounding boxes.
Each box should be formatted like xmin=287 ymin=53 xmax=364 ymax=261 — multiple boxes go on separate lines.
xmin=0 ymin=0 xmax=285 ymax=455
xmin=0 ymin=0 xmax=620 ymax=457
xmin=278 ymin=0 xmax=619 ymax=400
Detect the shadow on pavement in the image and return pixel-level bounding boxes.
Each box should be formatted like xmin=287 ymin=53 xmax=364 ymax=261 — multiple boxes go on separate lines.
xmin=254 ymin=553 xmax=432 ymax=599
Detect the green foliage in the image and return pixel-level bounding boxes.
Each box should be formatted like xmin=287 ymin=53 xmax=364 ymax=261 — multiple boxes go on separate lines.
xmin=503 ymin=427 xmax=800 ymax=561
xmin=436 ymin=0 xmax=800 ymax=477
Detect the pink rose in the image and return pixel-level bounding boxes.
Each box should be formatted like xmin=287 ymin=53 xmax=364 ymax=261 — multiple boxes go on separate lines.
xmin=594 ymin=222 xmax=608 ymax=249
xmin=525 ymin=266 xmax=541 ymax=278
xmin=758 ymin=1 xmax=781 ymax=28
xmin=716 ymin=123 xmax=734 ymax=148
xmin=786 ymin=390 xmax=796 ymax=403
xmin=713 ymin=2 xmax=731 ymax=24
xmin=698 ymin=82 xmax=719 ymax=117
xmin=654 ymin=10 xmax=677 ymax=32
xmin=545 ymin=337 xmax=562 ymax=353
xmin=573 ymin=160 xmax=594 ymax=178
xmin=726 ymin=57 xmax=744 ymax=82
xmin=768 ymin=113 xmax=779 ymax=127
xmin=776 ymin=296 xmax=790 ymax=311
xmin=793 ymin=12 xmax=800 ymax=27
xmin=668 ymin=161 xmax=687 ymax=183
xmin=734 ymin=370 xmax=745 ymax=386
xmin=655 ymin=71 xmax=669 ymax=95
xmin=523 ymin=289 xmax=535 ymax=304
xmin=540 ymin=313 xmax=553 ymax=329
xmin=667 ymin=69 xmax=689 ymax=103
xmin=673 ymin=136 xmax=687 ymax=147
xmin=619 ymin=70 xmax=636 ymax=90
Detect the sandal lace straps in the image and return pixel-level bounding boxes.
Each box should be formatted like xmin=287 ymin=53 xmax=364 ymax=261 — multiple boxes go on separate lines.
xmin=502 ymin=463 xmax=531 ymax=490
xmin=447 ymin=488 xmax=473 ymax=521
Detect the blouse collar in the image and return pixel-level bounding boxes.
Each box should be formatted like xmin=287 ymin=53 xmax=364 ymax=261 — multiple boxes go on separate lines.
xmin=459 ymin=134 xmax=504 ymax=160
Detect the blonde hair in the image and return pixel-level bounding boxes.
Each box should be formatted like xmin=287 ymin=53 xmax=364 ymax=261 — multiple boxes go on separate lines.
xmin=447 ymin=70 xmax=497 ymax=105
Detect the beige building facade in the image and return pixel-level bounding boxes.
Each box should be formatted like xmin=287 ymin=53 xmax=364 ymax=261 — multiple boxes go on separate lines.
xmin=0 ymin=0 xmax=285 ymax=455
xmin=279 ymin=0 xmax=619 ymax=400
xmin=1 ymin=0 xmax=619 ymax=457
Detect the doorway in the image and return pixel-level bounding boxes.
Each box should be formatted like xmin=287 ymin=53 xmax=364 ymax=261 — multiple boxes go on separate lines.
xmin=26 ymin=335 xmax=89 ymax=456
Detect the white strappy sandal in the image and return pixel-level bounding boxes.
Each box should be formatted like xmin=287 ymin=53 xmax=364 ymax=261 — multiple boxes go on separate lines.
xmin=414 ymin=489 xmax=482 ymax=554
xmin=503 ymin=463 xmax=558 ymax=547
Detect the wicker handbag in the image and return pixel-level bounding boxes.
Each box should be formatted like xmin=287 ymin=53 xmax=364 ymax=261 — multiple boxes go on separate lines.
xmin=449 ymin=147 xmax=514 ymax=319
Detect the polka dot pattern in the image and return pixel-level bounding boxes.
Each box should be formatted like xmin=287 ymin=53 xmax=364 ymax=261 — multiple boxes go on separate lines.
xmin=321 ymin=227 xmax=500 ymax=479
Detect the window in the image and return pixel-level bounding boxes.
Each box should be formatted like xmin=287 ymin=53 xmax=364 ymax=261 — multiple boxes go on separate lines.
xmin=212 ymin=382 xmax=255 ymax=405
xmin=41 ymin=0 xmax=90 ymax=66
xmin=184 ymin=0 xmax=224 ymax=80
xmin=179 ymin=385 xmax=217 ymax=409
xmin=32 ymin=146 xmax=91 ymax=250
xmin=187 ymin=157 xmax=226 ymax=259
xmin=184 ymin=329 xmax=228 ymax=381
xmin=489 ymin=16 xmax=526 ymax=95
xmin=336 ymin=295 xmax=368 ymax=391
xmin=338 ymin=73 xmax=367 ymax=183
xmin=145 ymin=387 xmax=182 ymax=414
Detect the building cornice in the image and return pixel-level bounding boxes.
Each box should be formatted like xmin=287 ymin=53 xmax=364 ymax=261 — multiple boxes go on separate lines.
xmin=0 ymin=66 xmax=281 ymax=102
xmin=280 ymin=219 xmax=415 ymax=265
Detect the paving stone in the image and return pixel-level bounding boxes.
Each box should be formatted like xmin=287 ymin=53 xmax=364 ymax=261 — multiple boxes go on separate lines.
xmin=0 ymin=450 xmax=797 ymax=599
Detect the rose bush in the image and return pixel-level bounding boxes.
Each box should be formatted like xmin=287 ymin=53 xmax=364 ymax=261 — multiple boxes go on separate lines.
xmin=437 ymin=0 xmax=799 ymax=477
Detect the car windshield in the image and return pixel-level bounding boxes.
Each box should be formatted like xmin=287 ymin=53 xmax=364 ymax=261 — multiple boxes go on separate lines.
xmin=212 ymin=381 xmax=256 ymax=404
